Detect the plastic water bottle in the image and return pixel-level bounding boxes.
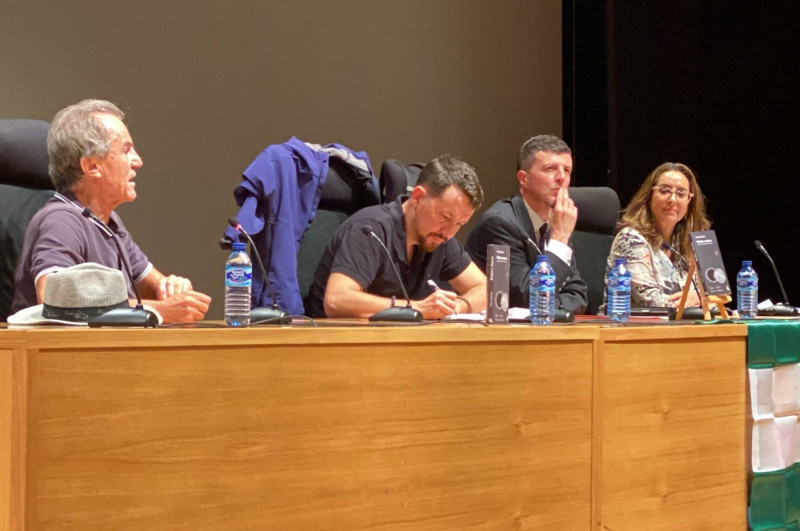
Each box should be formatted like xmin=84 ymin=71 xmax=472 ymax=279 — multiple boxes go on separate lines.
xmin=737 ymin=260 xmax=758 ymax=319
xmin=607 ymin=258 xmax=631 ymax=321
xmin=529 ymin=255 xmax=556 ymax=325
xmin=225 ymin=242 xmax=252 ymax=327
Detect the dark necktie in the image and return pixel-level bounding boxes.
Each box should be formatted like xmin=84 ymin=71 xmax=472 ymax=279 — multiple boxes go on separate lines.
xmin=538 ymin=223 xmax=549 ymax=253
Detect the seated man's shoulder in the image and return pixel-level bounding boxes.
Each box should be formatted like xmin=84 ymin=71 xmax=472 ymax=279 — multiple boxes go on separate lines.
xmin=335 ymin=202 xmax=394 ymax=237
xmin=346 ymin=201 xmax=390 ymax=222
xmin=35 ymin=198 xmax=81 ymax=215
xmin=470 ymin=199 xmax=521 ymax=238
xmin=28 ymin=201 xmax=84 ymax=230
xmin=480 ymin=196 xmax=516 ymax=219
xmin=466 ymin=198 xmax=521 ymax=266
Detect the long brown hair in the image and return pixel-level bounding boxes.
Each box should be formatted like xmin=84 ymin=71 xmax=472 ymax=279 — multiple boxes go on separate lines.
xmin=618 ymin=162 xmax=711 ymax=257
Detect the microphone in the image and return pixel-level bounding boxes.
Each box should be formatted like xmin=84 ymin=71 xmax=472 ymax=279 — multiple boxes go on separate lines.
xmin=80 ymin=209 xmax=158 ymax=327
xmin=661 ymin=242 xmax=701 ymax=300
xmin=661 ymin=242 xmax=689 ymax=269
xmin=754 ymin=240 xmax=798 ymax=316
xmin=523 ymin=236 xmax=543 ymax=263
xmin=361 ymin=227 xmax=423 ymax=322
xmin=227 ymin=218 xmax=290 ymax=324
xmin=519 ymin=230 xmax=570 ymax=320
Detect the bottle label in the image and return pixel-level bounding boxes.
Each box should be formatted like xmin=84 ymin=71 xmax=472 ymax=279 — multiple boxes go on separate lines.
xmin=226 ymin=266 xmax=252 ymax=287
xmin=530 ymin=275 xmax=556 ymax=290
xmin=608 ymin=277 xmax=630 ymax=289
xmin=737 ymin=278 xmax=757 ymax=289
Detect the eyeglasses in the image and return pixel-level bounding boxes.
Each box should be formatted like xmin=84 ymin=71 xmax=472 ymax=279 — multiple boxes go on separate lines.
xmin=652 ymin=185 xmax=694 ymax=202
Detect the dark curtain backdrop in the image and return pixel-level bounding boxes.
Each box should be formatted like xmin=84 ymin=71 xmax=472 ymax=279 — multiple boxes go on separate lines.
xmin=565 ymin=0 xmax=800 ymax=306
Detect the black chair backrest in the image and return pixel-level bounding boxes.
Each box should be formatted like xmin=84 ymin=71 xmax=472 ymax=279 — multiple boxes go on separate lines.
xmin=379 ymin=159 xmax=423 ymax=202
xmin=296 ymin=157 xmax=380 ymax=300
xmin=569 ymin=187 xmax=621 ymax=315
xmin=0 ymin=119 xmax=51 ymax=189
xmin=0 ymin=119 xmax=53 ymax=321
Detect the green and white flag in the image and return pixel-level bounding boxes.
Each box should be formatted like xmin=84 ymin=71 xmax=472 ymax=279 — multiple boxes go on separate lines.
xmin=748 ymin=321 xmax=800 ymax=531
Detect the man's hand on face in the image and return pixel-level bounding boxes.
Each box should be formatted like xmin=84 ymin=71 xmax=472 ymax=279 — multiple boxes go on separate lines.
xmin=548 ymin=186 xmax=578 ymax=244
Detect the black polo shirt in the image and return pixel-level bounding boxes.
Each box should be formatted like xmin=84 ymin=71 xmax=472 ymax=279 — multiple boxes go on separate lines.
xmin=305 ymin=197 xmax=471 ymax=317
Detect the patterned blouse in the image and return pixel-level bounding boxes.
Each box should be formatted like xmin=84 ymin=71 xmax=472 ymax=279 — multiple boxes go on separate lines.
xmin=600 ymin=226 xmax=689 ymax=312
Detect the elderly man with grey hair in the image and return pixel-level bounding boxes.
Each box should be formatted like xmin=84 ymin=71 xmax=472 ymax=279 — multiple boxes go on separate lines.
xmin=12 ymin=99 xmax=211 ymax=323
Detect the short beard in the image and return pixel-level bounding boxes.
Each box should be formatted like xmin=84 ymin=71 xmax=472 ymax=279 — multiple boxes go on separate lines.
xmin=418 ymin=232 xmax=445 ymax=253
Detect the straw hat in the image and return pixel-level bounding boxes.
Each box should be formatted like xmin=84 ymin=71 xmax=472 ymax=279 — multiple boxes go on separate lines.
xmin=8 ymin=262 xmax=132 ymax=325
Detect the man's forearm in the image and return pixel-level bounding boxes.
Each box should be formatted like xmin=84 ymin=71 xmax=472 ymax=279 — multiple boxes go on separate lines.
xmin=324 ymin=289 xmax=401 ymax=318
xmin=458 ymin=284 xmax=487 ymax=314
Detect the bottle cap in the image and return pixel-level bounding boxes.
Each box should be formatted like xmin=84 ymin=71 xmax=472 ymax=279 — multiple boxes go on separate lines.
xmin=742 ymin=260 xmax=752 ymax=267
xmin=614 ymin=258 xmax=626 ymax=265
xmin=536 ymin=255 xmax=548 ymax=261
xmin=232 ymin=242 xmax=246 ymax=252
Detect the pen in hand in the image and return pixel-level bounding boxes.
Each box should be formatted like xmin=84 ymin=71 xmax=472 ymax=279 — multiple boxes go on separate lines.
xmin=428 ymin=279 xmax=462 ymax=316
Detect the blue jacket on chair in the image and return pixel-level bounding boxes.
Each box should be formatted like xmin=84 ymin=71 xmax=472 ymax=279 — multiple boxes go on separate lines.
xmin=224 ymin=137 xmax=377 ymax=315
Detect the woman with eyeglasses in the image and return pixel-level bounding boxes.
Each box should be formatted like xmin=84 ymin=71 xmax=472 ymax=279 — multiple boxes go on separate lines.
xmin=600 ymin=162 xmax=711 ymax=311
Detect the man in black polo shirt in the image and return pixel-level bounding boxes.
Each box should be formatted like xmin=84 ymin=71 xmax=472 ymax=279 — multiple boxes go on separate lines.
xmin=305 ymin=154 xmax=486 ymax=320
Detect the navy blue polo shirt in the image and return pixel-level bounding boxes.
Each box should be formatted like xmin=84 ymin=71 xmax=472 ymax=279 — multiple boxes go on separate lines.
xmin=305 ymin=197 xmax=471 ymax=317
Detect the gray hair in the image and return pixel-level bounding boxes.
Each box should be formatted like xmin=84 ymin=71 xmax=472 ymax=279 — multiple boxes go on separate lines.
xmin=517 ymin=134 xmax=571 ymax=172
xmin=47 ymin=99 xmax=125 ymax=191
xmin=417 ymin=154 xmax=483 ymax=209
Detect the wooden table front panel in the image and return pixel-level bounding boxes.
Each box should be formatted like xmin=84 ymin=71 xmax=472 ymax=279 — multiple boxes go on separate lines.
xmin=596 ymin=332 xmax=747 ymax=531
xmin=23 ymin=333 xmax=593 ymax=530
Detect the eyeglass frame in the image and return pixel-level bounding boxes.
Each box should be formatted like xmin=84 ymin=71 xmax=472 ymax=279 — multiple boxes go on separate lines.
xmin=651 ymin=185 xmax=694 ymax=202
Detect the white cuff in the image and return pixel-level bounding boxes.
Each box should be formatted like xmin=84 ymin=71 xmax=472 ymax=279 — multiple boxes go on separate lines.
xmin=545 ymin=238 xmax=572 ymax=265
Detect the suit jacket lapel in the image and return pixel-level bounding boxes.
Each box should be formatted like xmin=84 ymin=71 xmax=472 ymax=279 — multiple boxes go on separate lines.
xmin=510 ymin=195 xmax=536 ymax=240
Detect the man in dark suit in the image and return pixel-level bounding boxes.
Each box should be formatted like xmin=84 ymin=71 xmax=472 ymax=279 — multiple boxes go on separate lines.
xmin=465 ymin=135 xmax=588 ymax=313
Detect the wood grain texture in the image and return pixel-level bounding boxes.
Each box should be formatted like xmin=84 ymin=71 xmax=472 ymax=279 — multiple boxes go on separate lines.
xmin=1 ymin=343 xmax=27 ymax=531
xmin=17 ymin=327 xmax=594 ymax=530
xmin=7 ymin=323 xmax=599 ymax=349
xmin=1 ymin=348 xmax=12 ymax=531
xmin=1 ymin=323 xmax=749 ymax=530
xmin=596 ymin=333 xmax=747 ymax=531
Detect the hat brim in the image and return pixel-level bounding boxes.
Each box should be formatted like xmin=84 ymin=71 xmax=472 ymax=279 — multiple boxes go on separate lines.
xmin=7 ymin=304 xmax=163 ymax=326
xmin=7 ymin=304 xmax=88 ymax=326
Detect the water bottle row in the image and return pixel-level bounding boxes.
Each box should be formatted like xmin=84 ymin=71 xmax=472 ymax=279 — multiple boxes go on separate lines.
xmin=531 ymin=255 xmax=760 ymax=324
xmin=528 ymin=255 xmax=633 ymax=325
xmin=228 ymin=244 xmax=760 ymax=327
xmin=601 ymin=257 xmax=759 ymax=322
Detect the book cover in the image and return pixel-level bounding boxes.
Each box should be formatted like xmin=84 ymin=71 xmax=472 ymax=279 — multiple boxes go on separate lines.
xmin=689 ymin=230 xmax=731 ymax=296
xmin=486 ymin=244 xmax=510 ymax=323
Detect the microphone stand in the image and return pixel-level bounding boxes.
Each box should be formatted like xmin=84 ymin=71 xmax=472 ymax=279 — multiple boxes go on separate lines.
xmin=362 ymin=228 xmax=423 ymax=322
xmin=228 ymin=218 xmax=290 ymax=324
xmin=661 ymin=242 xmax=715 ymax=320
xmin=523 ymin=234 xmax=572 ymax=322
xmin=662 ymin=242 xmax=702 ymax=299
xmin=81 ymin=209 xmax=159 ymax=327
xmin=755 ymin=240 xmax=799 ymax=316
